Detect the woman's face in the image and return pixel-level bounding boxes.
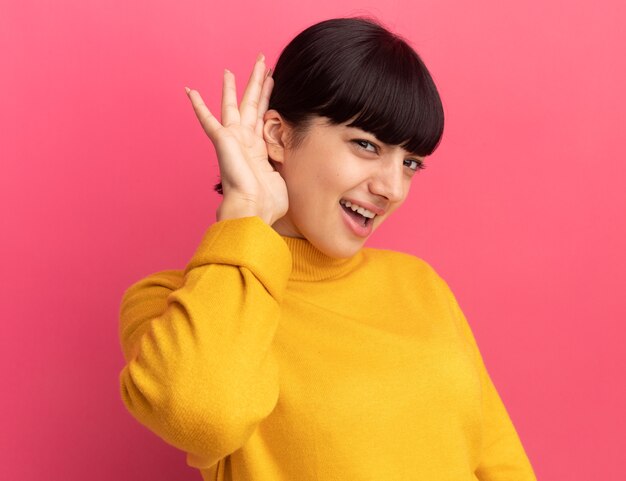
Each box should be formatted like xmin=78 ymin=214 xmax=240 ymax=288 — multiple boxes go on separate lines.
xmin=271 ymin=116 xmax=425 ymax=258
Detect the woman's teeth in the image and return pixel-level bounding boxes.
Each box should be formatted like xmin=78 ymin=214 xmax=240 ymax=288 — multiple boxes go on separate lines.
xmin=339 ymin=199 xmax=376 ymax=219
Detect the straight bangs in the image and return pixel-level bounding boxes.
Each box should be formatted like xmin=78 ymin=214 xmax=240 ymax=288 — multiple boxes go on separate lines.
xmin=268 ymin=17 xmax=444 ymax=157
xmin=316 ymin=39 xmax=444 ymax=157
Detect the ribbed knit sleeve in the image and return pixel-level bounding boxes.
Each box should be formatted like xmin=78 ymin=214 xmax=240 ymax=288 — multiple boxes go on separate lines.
xmin=118 ymin=216 xmax=292 ymax=470
xmin=441 ymin=279 xmax=537 ymax=481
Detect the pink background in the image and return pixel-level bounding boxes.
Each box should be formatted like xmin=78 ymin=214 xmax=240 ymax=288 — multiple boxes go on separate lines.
xmin=2 ymin=0 xmax=625 ymax=479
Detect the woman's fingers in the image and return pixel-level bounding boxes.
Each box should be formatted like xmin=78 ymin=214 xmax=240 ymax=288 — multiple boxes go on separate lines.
xmin=221 ymin=69 xmax=240 ymax=127
xmin=239 ymin=53 xmax=268 ymax=128
xmin=255 ymin=73 xmax=274 ymax=137
xmin=186 ymin=88 xmax=222 ymax=140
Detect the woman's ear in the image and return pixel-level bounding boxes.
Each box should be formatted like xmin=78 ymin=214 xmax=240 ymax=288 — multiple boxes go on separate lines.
xmin=263 ymin=109 xmax=289 ymax=166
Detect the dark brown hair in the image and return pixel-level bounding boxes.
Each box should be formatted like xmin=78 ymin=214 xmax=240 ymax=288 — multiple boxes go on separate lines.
xmin=215 ymin=16 xmax=444 ymax=194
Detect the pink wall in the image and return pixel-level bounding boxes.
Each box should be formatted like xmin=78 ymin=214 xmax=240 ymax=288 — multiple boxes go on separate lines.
xmin=2 ymin=0 xmax=625 ymax=479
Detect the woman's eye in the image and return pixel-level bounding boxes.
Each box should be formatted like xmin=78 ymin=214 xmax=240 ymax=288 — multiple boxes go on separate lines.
xmin=352 ymin=139 xmax=378 ymax=153
xmin=404 ymin=158 xmax=426 ymax=172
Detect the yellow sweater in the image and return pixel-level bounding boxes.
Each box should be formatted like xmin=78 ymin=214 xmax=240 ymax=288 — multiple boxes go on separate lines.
xmin=119 ymin=216 xmax=536 ymax=481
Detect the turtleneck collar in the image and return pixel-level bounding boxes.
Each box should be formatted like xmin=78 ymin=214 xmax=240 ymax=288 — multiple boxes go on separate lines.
xmin=280 ymin=235 xmax=364 ymax=282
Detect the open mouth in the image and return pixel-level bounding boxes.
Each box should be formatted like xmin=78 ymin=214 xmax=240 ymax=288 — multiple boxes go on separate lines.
xmin=339 ymin=200 xmax=375 ymax=227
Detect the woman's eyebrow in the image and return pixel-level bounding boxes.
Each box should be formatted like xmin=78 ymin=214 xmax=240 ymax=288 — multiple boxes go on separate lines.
xmin=345 ymin=128 xmax=389 ymax=146
xmin=384 ymin=143 xmax=425 ymax=159
xmin=344 ymin=126 xmax=377 ymax=137
xmin=344 ymin=127 xmax=424 ymax=158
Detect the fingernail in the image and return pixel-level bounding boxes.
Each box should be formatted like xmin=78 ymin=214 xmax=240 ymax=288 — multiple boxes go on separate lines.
xmin=257 ymin=52 xmax=264 ymax=62
xmin=224 ymin=68 xmax=231 ymax=75
xmin=265 ymin=68 xmax=273 ymax=79
xmin=185 ymin=86 xmax=191 ymax=94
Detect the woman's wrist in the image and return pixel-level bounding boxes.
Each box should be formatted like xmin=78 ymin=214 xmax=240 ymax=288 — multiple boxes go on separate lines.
xmin=216 ymin=199 xmax=273 ymax=225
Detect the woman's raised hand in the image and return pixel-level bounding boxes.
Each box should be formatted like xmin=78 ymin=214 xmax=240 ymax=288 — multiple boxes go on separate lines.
xmin=185 ymin=53 xmax=289 ymax=225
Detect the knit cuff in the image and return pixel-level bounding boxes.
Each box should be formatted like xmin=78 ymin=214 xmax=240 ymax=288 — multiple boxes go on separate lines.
xmin=184 ymin=216 xmax=293 ymax=301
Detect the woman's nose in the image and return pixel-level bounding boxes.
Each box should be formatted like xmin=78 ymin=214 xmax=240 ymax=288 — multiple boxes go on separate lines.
xmin=368 ymin=159 xmax=405 ymax=203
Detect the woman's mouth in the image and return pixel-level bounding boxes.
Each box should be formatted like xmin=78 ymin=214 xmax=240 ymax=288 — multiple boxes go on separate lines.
xmin=339 ymin=199 xmax=376 ymax=226
xmin=339 ymin=199 xmax=375 ymax=237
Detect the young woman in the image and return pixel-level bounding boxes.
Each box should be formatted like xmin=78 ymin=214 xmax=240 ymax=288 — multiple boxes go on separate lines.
xmin=118 ymin=17 xmax=537 ymax=481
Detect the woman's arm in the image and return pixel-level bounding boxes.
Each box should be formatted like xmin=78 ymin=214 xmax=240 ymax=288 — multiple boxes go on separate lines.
xmin=119 ymin=54 xmax=289 ymax=469
xmin=118 ymin=216 xmax=291 ymax=469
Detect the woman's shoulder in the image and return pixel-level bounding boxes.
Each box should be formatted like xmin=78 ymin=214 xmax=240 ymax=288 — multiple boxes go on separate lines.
xmin=359 ymin=247 xmax=457 ymax=312
xmin=361 ymin=246 xmax=443 ymax=282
